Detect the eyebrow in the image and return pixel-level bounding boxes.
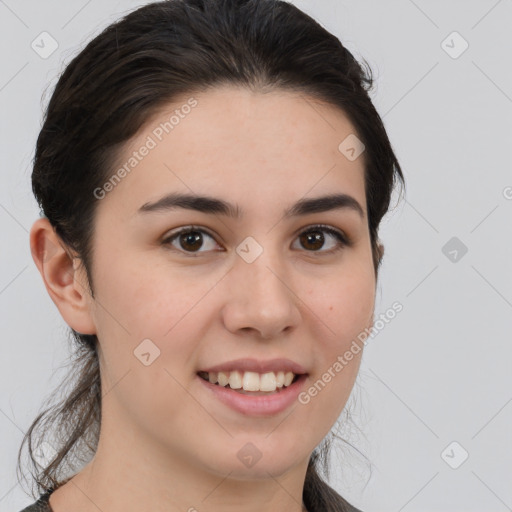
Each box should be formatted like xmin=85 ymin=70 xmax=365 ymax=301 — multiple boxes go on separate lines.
xmin=138 ymin=192 xmax=365 ymax=219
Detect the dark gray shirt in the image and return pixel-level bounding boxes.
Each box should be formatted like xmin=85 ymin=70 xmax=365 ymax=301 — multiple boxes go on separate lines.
xmin=19 ymin=488 xmax=53 ymax=512
xmin=19 ymin=487 xmax=364 ymax=511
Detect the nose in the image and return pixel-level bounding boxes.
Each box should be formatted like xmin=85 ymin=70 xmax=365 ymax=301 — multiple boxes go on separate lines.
xmin=221 ymin=248 xmax=301 ymax=340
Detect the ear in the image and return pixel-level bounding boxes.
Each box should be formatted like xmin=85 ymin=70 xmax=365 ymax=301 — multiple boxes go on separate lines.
xmin=29 ymin=217 xmax=96 ymax=335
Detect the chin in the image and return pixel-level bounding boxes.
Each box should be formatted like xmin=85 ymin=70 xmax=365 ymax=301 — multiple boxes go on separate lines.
xmin=203 ymin=443 xmax=305 ymax=481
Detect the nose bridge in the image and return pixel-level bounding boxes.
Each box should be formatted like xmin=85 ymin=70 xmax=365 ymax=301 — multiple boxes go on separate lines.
xmin=239 ymin=242 xmax=292 ymax=306
xmin=245 ymin=250 xmax=287 ymax=300
xmin=222 ymin=240 xmax=301 ymax=337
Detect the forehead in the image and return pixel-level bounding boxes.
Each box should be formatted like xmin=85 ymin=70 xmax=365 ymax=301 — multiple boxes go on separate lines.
xmin=98 ymin=86 xmax=367 ymax=217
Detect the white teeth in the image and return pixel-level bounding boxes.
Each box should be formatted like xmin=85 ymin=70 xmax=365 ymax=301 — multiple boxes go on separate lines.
xmin=228 ymin=370 xmax=242 ymax=389
xmin=217 ymin=371 xmax=229 ymax=387
xmin=243 ymin=371 xmax=260 ymax=391
xmin=202 ymin=370 xmax=297 ymax=392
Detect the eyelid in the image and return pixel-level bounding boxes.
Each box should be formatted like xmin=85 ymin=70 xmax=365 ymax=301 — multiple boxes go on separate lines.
xmin=294 ymin=223 xmax=351 ymax=245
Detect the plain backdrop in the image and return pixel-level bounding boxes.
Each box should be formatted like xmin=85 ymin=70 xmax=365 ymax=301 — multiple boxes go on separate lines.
xmin=1 ymin=1 xmax=511 ymax=511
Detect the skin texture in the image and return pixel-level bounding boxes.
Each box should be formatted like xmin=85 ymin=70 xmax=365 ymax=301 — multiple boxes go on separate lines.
xmin=30 ymin=86 xmax=379 ymax=512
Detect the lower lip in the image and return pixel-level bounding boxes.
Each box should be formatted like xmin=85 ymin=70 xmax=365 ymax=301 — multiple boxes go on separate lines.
xmin=197 ymin=374 xmax=308 ymax=416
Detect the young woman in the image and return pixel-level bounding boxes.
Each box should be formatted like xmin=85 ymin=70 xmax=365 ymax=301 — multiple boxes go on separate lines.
xmin=17 ymin=0 xmax=405 ymax=511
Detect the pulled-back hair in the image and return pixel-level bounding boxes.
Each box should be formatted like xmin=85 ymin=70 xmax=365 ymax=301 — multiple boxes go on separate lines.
xmin=18 ymin=1 xmax=405 ymax=510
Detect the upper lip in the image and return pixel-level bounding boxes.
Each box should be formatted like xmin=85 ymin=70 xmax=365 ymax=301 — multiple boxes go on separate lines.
xmin=198 ymin=358 xmax=308 ymax=375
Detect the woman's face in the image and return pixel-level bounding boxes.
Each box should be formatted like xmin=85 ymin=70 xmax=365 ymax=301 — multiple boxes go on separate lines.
xmin=85 ymin=86 xmax=376 ymax=481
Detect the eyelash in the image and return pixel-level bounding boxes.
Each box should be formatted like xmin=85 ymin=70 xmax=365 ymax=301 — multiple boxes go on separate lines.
xmin=161 ymin=224 xmax=351 ymax=256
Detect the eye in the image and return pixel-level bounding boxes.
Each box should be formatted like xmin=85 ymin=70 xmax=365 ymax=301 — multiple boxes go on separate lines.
xmin=162 ymin=226 xmax=222 ymax=254
xmin=162 ymin=224 xmax=350 ymax=255
xmin=292 ymin=224 xmax=350 ymax=253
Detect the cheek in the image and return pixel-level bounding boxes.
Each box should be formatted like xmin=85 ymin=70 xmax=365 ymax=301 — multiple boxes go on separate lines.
xmin=91 ymin=254 xmax=228 ymax=407
xmin=297 ymin=266 xmax=374 ymax=430
xmin=91 ymin=258 xmax=214 ymax=437
xmin=93 ymin=252 xmax=215 ymax=340
xmin=307 ymin=263 xmax=376 ymax=345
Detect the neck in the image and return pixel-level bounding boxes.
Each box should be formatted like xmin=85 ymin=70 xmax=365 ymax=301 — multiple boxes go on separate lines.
xmin=49 ymin=414 xmax=310 ymax=512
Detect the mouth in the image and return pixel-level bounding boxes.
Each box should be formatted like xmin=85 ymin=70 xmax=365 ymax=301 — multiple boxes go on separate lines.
xmin=196 ymin=371 xmax=309 ymax=416
xmin=197 ymin=370 xmax=304 ymax=395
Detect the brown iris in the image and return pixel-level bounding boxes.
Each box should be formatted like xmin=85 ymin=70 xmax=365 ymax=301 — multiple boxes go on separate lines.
xmin=299 ymin=230 xmax=325 ymax=251
xmin=179 ymin=230 xmax=203 ymax=251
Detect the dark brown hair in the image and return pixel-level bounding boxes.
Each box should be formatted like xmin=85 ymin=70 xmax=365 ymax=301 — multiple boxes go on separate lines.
xmin=18 ymin=1 xmax=405 ymax=510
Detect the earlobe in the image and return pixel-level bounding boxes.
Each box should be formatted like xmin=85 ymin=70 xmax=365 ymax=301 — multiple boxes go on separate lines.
xmin=29 ymin=218 xmax=97 ymax=335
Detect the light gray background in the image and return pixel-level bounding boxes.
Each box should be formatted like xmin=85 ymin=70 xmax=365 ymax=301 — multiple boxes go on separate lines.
xmin=1 ymin=1 xmax=511 ymax=511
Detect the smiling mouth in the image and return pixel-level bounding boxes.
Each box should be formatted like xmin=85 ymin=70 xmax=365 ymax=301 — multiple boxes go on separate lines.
xmin=197 ymin=371 xmax=301 ymax=395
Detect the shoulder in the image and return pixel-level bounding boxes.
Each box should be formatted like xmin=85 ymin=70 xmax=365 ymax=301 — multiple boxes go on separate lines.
xmin=18 ymin=489 xmax=53 ymax=512
xmin=18 ymin=501 xmax=51 ymax=512
xmin=18 ymin=504 xmax=50 ymax=512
